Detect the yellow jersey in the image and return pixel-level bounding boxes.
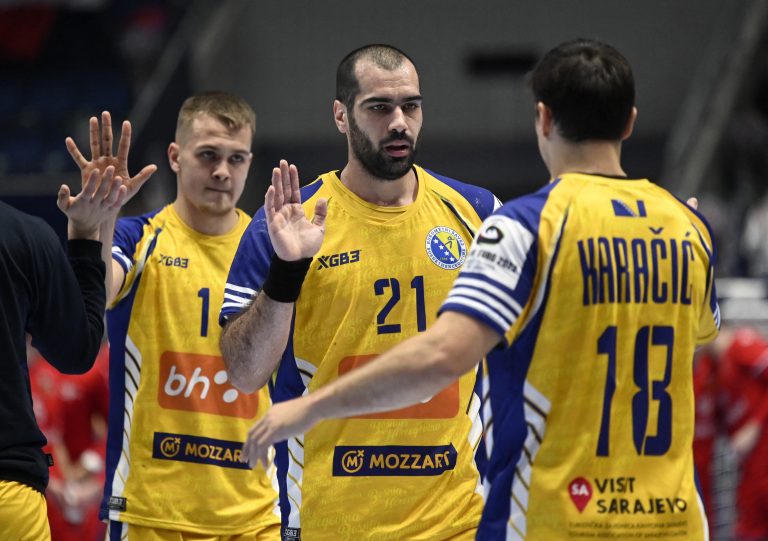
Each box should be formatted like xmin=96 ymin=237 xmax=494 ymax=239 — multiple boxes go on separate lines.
xmin=103 ymin=204 xmax=279 ymax=534
xmin=221 ymin=166 xmax=500 ymax=540
xmin=441 ymin=173 xmax=719 ymax=540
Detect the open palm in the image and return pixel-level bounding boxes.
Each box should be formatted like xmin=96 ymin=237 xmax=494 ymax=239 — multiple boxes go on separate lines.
xmin=266 ymin=160 xmax=327 ymax=261
xmin=65 ymin=111 xmax=157 ymax=205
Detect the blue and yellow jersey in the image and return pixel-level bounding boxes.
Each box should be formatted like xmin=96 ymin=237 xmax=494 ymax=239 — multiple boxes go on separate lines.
xmin=441 ymin=173 xmax=719 ymax=541
xmin=102 ymin=204 xmax=279 ymax=534
xmin=221 ymin=166 xmax=499 ymax=540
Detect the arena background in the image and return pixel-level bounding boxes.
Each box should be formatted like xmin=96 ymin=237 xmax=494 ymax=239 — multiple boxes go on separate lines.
xmin=2 ymin=1 xmax=767 ymax=539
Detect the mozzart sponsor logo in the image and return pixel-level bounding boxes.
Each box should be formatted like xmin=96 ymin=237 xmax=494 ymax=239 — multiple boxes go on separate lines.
xmin=332 ymin=444 xmax=457 ymax=477
xmin=152 ymin=432 xmax=249 ymax=470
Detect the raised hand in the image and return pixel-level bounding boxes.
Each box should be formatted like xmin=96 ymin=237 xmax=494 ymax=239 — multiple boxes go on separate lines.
xmin=265 ymin=159 xmax=327 ymax=261
xmin=65 ymin=111 xmax=157 ymax=205
xmin=57 ymin=166 xmax=128 ymax=239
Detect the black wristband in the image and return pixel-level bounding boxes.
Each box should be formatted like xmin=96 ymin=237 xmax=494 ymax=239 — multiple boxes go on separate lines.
xmin=262 ymin=254 xmax=312 ymax=303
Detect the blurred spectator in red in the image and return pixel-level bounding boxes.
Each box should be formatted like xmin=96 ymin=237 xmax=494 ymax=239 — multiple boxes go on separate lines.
xmin=692 ymin=346 xmax=719 ymax=527
xmin=29 ymin=340 xmax=109 ymax=541
xmin=694 ymin=326 xmax=768 ymax=541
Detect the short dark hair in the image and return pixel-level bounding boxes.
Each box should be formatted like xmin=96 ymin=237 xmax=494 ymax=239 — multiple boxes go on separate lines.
xmin=176 ymin=91 xmax=256 ymax=141
xmin=529 ymin=38 xmax=635 ymax=142
xmin=336 ymin=44 xmax=416 ymax=110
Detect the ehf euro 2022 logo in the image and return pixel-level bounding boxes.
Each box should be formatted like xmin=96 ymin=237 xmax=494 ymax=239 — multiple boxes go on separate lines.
xmin=425 ymin=226 xmax=466 ymax=270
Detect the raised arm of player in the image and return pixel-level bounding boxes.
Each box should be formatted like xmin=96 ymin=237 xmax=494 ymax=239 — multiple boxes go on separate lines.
xmin=240 ymin=311 xmax=500 ymax=467
xmin=221 ymin=160 xmax=327 ymax=393
xmin=66 ymin=111 xmax=157 ymax=305
xmin=38 ymin=165 xmax=129 ymax=373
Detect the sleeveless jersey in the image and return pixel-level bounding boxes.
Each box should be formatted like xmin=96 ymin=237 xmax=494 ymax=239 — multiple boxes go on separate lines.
xmin=441 ymin=173 xmax=720 ymax=540
xmin=221 ymin=166 xmax=499 ymax=540
xmin=102 ymin=204 xmax=280 ymax=534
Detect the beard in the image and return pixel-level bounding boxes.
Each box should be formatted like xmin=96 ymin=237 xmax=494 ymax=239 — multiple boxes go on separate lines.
xmin=348 ymin=113 xmax=418 ymax=181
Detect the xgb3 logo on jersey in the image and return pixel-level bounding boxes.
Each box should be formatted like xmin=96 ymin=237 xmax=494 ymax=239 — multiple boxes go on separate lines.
xmin=425 ymin=226 xmax=466 ymax=270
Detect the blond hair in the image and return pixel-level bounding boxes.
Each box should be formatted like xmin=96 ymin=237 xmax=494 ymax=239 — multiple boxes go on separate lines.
xmin=176 ymin=91 xmax=256 ymax=141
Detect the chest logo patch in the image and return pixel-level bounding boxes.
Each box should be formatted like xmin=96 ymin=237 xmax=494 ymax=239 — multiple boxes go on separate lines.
xmin=425 ymin=226 xmax=466 ymax=270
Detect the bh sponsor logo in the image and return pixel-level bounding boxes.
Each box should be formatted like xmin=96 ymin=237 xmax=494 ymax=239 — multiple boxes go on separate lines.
xmin=153 ymin=432 xmax=249 ymax=470
xmin=159 ymin=352 xmax=258 ymax=419
xmin=333 ymin=444 xmax=457 ymax=477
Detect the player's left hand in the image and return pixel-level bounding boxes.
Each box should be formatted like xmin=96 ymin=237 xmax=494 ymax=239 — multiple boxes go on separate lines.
xmin=241 ymin=397 xmax=319 ymax=469
xmin=58 ymin=166 xmax=128 ymax=239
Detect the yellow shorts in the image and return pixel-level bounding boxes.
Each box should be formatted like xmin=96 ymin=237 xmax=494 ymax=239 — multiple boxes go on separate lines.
xmin=106 ymin=521 xmax=281 ymax=541
xmin=0 ymin=480 xmax=51 ymax=541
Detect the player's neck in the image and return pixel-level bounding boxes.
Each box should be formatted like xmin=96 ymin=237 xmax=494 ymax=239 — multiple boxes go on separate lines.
xmin=547 ymin=139 xmax=627 ymax=179
xmin=172 ymin=200 xmax=239 ymax=236
xmin=338 ymin=161 xmax=418 ymax=207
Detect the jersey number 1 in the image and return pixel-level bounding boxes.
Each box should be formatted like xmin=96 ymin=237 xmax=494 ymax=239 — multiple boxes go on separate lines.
xmin=197 ymin=287 xmax=209 ymax=337
xmin=596 ymin=325 xmax=673 ymax=457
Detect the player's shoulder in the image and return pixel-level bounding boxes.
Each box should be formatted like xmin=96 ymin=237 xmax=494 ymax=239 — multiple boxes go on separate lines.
xmin=299 ymin=174 xmax=327 ymax=203
xmin=116 ymin=206 xmax=165 ymax=233
xmin=493 ymin=178 xmax=561 ymax=228
xmin=113 ymin=206 xmax=166 ymax=253
xmin=419 ymin=166 xmax=499 ymax=219
xmin=644 ymin=182 xmax=717 ymax=251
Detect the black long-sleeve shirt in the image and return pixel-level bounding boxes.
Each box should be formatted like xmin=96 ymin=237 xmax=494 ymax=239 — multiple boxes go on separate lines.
xmin=0 ymin=201 xmax=106 ymax=493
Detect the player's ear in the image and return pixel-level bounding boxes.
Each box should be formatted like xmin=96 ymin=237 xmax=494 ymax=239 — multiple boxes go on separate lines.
xmin=168 ymin=142 xmax=180 ymax=173
xmin=620 ymin=107 xmax=638 ymax=141
xmin=333 ymin=100 xmax=348 ymax=134
xmin=536 ymin=102 xmax=554 ymax=138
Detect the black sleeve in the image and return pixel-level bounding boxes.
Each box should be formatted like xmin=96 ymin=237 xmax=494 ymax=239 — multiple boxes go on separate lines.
xmin=27 ymin=226 xmax=106 ymax=375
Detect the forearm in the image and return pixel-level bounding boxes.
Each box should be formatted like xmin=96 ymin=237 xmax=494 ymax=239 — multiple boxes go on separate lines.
xmin=304 ymin=312 xmax=499 ymax=423
xmin=220 ymin=292 xmax=295 ymax=393
xmin=67 ymin=220 xmax=99 ymax=242
xmin=308 ymin=331 xmax=462 ymax=422
xmin=99 ymin=218 xmax=121 ymax=306
xmin=50 ymin=239 xmax=106 ymax=373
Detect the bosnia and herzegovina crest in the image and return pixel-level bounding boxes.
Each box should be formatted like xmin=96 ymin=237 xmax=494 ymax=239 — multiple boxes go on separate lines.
xmin=425 ymin=226 xmax=467 ymax=270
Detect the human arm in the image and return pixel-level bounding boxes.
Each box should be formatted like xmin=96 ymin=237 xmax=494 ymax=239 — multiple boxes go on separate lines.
xmin=220 ymin=160 xmax=327 ymax=392
xmin=65 ymin=111 xmax=157 ymax=305
xmin=26 ymin=164 xmax=127 ymax=374
xmin=241 ymin=311 xmax=501 ymax=466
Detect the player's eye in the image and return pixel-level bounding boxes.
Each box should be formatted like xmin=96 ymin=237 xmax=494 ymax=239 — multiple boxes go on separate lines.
xmin=199 ymin=150 xmax=218 ymax=161
xmin=229 ymin=154 xmax=247 ymax=164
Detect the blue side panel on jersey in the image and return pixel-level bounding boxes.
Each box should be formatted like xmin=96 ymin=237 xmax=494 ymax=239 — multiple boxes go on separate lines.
xmin=471 ymin=363 xmax=488 ymax=479
xmin=477 ymin=208 xmax=567 ymax=540
xmin=100 ymin=273 xmax=141 ymax=520
xmin=100 ymin=226 xmax=162 ymax=520
xmin=270 ymin=319 xmax=311 ymax=527
xmin=425 ymin=168 xmax=498 ymax=219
